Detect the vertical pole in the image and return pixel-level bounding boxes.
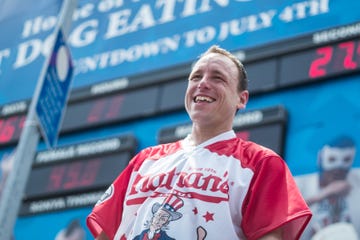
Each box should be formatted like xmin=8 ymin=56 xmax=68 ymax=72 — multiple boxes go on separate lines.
xmin=0 ymin=0 xmax=76 ymax=239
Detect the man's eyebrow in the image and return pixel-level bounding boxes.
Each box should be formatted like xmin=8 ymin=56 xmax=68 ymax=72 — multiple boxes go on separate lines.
xmin=212 ymin=69 xmax=225 ymax=74
xmin=189 ymin=68 xmax=202 ymax=76
xmin=209 ymin=69 xmax=228 ymax=77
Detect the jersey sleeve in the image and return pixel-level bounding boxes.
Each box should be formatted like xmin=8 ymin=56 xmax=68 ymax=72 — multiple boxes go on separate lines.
xmin=241 ymin=155 xmax=312 ymax=240
xmin=86 ymin=158 xmax=135 ymax=239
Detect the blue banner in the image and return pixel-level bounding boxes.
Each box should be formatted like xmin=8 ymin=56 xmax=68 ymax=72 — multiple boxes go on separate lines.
xmin=1 ymin=0 xmax=360 ymax=104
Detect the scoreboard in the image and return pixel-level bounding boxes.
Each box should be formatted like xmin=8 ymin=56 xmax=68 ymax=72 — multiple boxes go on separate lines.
xmin=20 ymin=135 xmax=137 ymax=215
xmin=245 ymin=30 xmax=360 ymax=92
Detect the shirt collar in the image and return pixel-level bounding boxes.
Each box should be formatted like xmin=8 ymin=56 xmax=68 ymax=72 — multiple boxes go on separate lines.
xmin=182 ymin=130 xmax=236 ymax=151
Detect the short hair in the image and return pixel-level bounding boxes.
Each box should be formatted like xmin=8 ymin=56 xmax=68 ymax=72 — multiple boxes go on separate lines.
xmin=198 ymin=45 xmax=248 ymax=91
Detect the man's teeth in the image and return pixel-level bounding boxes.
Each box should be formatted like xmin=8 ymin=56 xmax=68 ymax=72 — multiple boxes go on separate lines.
xmin=195 ymin=96 xmax=214 ymax=103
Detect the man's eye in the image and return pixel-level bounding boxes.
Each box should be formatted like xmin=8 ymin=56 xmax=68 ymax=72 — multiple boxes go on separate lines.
xmin=190 ymin=75 xmax=201 ymax=81
xmin=344 ymin=155 xmax=352 ymax=163
xmin=211 ymin=74 xmax=225 ymax=80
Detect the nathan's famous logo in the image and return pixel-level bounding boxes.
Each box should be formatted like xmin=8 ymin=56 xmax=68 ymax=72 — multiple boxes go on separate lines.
xmin=96 ymin=184 xmax=114 ymax=206
xmin=126 ymin=168 xmax=230 ymax=205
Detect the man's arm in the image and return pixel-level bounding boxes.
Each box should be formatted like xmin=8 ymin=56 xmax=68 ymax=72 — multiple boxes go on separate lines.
xmin=96 ymin=231 xmax=110 ymax=240
xmin=258 ymin=228 xmax=282 ymax=240
xmin=306 ymin=180 xmax=351 ymax=206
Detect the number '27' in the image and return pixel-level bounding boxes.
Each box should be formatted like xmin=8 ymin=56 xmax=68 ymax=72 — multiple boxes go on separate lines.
xmin=309 ymin=40 xmax=360 ymax=78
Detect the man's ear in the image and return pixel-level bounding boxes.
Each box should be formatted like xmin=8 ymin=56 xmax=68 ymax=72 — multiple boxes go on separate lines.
xmin=237 ymin=90 xmax=249 ymax=110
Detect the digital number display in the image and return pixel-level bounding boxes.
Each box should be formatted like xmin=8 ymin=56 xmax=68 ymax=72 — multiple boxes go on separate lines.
xmin=46 ymin=159 xmax=102 ymax=191
xmin=309 ymin=40 xmax=360 ymax=78
xmin=24 ymin=152 xmax=131 ymax=200
xmin=23 ymin=135 xmax=137 ymax=200
xmin=0 ymin=87 xmax=158 ymax=147
xmin=278 ymin=38 xmax=360 ymax=87
xmin=61 ymin=86 xmax=159 ymax=133
xmin=0 ymin=115 xmax=25 ymax=146
xmin=236 ymin=124 xmax=284 ymax=155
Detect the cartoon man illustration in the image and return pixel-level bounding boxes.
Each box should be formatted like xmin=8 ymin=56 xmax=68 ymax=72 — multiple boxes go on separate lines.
xmin=133 ymin=194 xmax=184 ymax=240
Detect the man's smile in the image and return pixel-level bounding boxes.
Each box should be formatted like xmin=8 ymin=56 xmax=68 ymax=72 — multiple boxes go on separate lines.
xmin=194 ymin=95 xmax=215 ymax=103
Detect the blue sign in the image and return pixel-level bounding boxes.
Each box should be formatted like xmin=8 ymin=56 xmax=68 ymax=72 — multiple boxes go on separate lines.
xmin=36 ymin=29 xmax=73 ymax=148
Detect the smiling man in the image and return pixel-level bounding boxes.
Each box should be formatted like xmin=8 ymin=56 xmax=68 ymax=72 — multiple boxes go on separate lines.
xmin=87 ymin=45 xmax=312 ymax=240
xmin=185 ymin=46 xmax=249 ymax=145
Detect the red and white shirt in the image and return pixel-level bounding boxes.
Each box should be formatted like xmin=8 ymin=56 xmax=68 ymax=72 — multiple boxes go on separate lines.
xmin=87 ymin=131 xmax=312 ymax=240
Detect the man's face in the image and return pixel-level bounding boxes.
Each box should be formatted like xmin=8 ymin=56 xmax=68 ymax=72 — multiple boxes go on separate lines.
xmin=150 ymin=209 xmax=170 ymax=231
xmin=319 ymin=145 xmax=355 ymax=171
xmin=319 ymin=145 xmax=355 ymax=184
xmin=185 ymin=53 xmax=248 ymax=129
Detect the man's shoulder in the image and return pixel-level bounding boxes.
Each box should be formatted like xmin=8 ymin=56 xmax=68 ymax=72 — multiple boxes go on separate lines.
xmin=208 ymin=137 xmax=277 ymax=155
xmin=137 ymin=140 xmax=183 ymax=160
xmin=207 ymin=137 xmax=281 ymax=168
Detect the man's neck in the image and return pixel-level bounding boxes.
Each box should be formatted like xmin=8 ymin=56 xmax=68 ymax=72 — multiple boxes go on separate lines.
xmin=189 ymin=125 xmax=233 ymax=146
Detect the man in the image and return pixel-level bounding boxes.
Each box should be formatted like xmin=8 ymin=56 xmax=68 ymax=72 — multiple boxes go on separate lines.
xmin=303 ymin=136 xmax=357 ymax=239
xmin=87 ymin=45 xmax=312 ymax=239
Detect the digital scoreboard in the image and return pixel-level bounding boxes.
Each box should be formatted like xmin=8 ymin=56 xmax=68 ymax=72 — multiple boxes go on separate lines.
xmin=280 ymin=38 xmax=360 ymax=86
xmin=19 ymin=135 xmax=137 ymax=215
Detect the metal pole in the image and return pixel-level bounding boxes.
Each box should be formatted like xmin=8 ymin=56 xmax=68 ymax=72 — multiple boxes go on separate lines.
xmin=0 ymin=0 xmax=76 ymax=239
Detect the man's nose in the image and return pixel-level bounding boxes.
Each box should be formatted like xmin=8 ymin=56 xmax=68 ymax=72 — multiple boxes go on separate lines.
xmin=198 ymin=76 xmax=210 ymax=89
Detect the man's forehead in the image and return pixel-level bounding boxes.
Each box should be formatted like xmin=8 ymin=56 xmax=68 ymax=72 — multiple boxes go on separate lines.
xmin=155 ymin=209 xmax=170 ymax=216
xmin=192 ymin=53 xmax=236 ymax=72
xmin=322 ymin=145 xmax=355 ymax=156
